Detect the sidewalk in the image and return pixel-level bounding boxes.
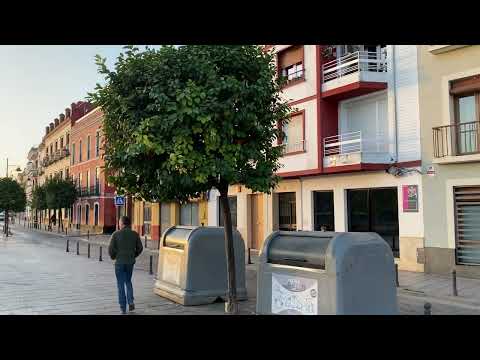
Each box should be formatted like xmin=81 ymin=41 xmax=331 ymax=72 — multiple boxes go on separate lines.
xmin=12 ymin=224 xmax=480 ymax=313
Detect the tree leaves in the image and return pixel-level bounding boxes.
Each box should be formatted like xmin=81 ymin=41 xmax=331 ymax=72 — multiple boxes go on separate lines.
xmin=0 ymin=177 xmax=26 ymax=212
xmin=88 ymin=45 xmax=293 ymax=203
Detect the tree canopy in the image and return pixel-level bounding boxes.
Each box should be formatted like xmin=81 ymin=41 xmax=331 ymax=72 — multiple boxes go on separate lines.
xmin=0 ymin=177 xmax=26 ymax=213
xmin=44 ymin=177 xmax=78 ymax=210
xmin=31 ymin=184 xmax=47 ymax=211
xmin=89 ymin=45 xmax=292 ymax=201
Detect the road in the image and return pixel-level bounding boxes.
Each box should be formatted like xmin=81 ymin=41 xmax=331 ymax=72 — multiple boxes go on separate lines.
xmin=1 ymin=225 xmax=479 ymax=315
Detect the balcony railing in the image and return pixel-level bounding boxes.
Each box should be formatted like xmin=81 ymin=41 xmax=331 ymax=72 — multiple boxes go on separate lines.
xmin=322 ymin=51 xmax=387 ymax=84
xmin=324 ymin=131 xmax=362 ymax=156
xmin=278 ymin=140 xmax=306 ymax=155
xmin=77 ymin=184 xmax=101 ymax=197
xmin=433 ymin=121 xmax=480 ymax=158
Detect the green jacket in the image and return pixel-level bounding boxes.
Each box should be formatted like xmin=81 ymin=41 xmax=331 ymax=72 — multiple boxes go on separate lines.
xmin=108 ymin=227 xmax=143 ymax=265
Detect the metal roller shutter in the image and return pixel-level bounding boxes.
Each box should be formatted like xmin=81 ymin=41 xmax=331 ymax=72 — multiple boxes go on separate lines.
xmin=455 ymin=186 xmax=480 ymax=265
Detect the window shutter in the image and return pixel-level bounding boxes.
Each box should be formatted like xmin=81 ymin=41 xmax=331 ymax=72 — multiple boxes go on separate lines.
xmin=450 ymin=75 xmax=480 ymax=95
xmin=278 ymin=46 xmax=303 ymax=69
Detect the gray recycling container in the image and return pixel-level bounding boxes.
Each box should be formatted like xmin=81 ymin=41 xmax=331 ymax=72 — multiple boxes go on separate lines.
xmin=154 ymin=226 xmax=248 ymax=306
xmin=256 ymin=231 xmax=398 ymax=315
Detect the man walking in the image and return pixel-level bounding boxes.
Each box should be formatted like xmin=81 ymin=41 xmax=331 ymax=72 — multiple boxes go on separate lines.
xmin=108 ymin=216 xmax=143 ymax=314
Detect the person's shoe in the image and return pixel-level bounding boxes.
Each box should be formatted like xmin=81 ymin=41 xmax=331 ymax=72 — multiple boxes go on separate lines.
xmin=121 ymin=310 xmax=127 ymax=315
xmin=128 ymin=304 xmax=135 ymax=312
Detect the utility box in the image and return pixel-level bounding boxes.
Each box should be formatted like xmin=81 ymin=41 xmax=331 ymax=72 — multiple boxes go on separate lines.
xmin=256 ymin=231 xmax=398 ymax=315
xmin=154 ymin=226 xmax=248 ymax=306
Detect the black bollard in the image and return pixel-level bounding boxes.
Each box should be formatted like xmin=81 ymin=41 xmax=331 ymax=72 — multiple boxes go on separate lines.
xmin=87 ymin=230 xmax=90 ymax=241
xmin=87 ymin=243 xmax=91 ymax=258
xmin=149 ymin=255 xmax=153 ymax=275
xmin=395 ymin=264 xmax=399 ymax=287
xmin=145 ymin=236 xmax=148 ymax=249
xmin=76 ymin=241 xmax=80 ymax=255
xmin=99 ymin=246 xmax=103 ymax=262
xmin=66 ymin=239 xmax=70 ymax=253
xmin=452 ymin=270 xmax=458 ymax=296
xmin=424 ymin=302 xmax=432 ymax=315
xmin=248 ymin=248 xmax=252 ymax=265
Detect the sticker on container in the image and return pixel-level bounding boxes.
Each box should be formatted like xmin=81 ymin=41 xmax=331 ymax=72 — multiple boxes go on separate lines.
xmin=271 ymin=273 xmax=318 ymax=315
xmin=162 ymin=252 xmax=181 ymax=286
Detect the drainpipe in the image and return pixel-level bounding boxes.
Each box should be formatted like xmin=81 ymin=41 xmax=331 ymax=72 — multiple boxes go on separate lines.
xmin=391 ymin=45 xmax=399 ymax=162
xmin=299 ymin=177 xmax=304 ymax=231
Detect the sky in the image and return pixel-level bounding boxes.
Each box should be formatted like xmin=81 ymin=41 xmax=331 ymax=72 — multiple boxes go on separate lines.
xmin=0 ymin=45 xmax=161 ymax=176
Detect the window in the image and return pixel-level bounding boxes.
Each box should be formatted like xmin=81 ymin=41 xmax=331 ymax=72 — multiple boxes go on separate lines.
xmin=50 ymin=144 xmax=53 ymax=156
xmin=278 ymin=192 xmax=296 ymax=231
xmin=66 ymin=133 xmax=70 ymax=146
xmin=55 ymin=141 xmax=58 ymax=152
xmin=278 ymin=46 xmax=304 ymax=85
xmin=180 ymin=202 xmax=199 ymax=226
xmin=65 ymin=168 xmax=69 ymax=179
xmin=96 ymin=131 xmax=100 ymax=157
xmin=313 ymin=191 xmax=335 ymax=231
xmin=60 ymin=137 xmax=64 ymax=149
xmin=143 ymin=202 xmax=152 ymax=236
xmin=450 ymin=75 xmax=480 ymax=155
xmin=86 ymin=171 xmax=91 ymax=192
xmin=161 ymin=203 xmax=171 ymax=235
xmin=279 ymin=112 xmax=305 ymax=154
xmin=94 ymin=204 xmax=99 ymax=226
xmin=87 ymin=135 xmax=91 ymax=160
xmin=79 ymin=140 xmax=83 ymax=162
xmin=95 ymin=167 xmax=101 ymax=194
xmin=347 ymin=188 xmax=399 ymax=257
xmin=77 ymin=204 xmax=82 ymax=224
xmin=218 ymin=196 xmax=237 ymax=228
xmin=85 ymin=204 xmax=90 ymax=225
xmin=71 ymin=143 xmax=75 ymax=165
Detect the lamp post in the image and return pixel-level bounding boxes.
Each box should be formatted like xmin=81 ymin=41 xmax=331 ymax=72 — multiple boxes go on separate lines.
xmin=4 ymin=158 xmax=21 ymax=237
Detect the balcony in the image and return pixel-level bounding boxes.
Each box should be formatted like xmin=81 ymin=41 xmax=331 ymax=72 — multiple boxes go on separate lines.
xmin=322 ymin=51 xmax=388 ymax=101
xmin=323 ymin=131 xmax=394 ymax=171
xmin=77 ymin=184 xmax=101 ymax=197
xmin=276 ymin=140 xmax=306 ymax=156
xmin=433 ymin=121 xmax=480 ymax=164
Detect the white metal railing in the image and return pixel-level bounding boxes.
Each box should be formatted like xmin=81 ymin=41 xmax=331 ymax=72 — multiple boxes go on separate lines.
xmin=276 ymin=140 xmax=306 ymax=155
xmin=322 ymin=51 xmax=387 ymax=84
xmin=324 ymin=131 xmax=362 ymax=156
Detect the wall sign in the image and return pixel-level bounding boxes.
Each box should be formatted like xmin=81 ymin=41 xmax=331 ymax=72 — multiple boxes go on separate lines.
xmin=402 ymin=185 xmax=419 ymax=212
xmin=426 ymin=165 xmax=436 ymax=177
xmin=271 ymin=273 xmax=318 ymax=315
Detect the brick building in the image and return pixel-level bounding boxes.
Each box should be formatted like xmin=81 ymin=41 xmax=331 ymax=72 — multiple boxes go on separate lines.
xmin=70 ymin=107 xmax=117 ymax=234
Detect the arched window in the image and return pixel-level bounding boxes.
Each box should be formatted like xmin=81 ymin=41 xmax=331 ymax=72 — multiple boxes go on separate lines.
xmin=85 ymin=204 xmax=90 ymax=225
xmin=94 ymin=203 xmax=99 ymax=226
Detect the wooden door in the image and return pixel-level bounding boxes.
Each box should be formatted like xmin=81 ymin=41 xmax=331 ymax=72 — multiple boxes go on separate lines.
xmin=251 ymin=194 xmax=264 ymax=251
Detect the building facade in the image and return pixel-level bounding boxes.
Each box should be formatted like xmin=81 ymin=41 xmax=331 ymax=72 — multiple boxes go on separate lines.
xmin=70 ymin=107 xmax=117 ymax=234
xmin=131 ymin=198 xmax=209 ymax=241
xmin=24 ymin=146 xmax=39 ymax=222
xmin=207 ymin=45 xmax=425 ymax=272
xmin=418 ymin=45 xmax=480 ymax=277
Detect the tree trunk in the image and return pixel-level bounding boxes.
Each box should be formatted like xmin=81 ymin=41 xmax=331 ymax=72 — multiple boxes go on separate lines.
xmin=5 ymin=209 xmax=9 ymax=237
xmin=219 ymin=187 xmax=238 ymax=314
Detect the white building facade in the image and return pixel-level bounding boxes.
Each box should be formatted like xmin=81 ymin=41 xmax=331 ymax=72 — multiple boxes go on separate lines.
xmin=208 ymin=45 xmax=425 ymax=272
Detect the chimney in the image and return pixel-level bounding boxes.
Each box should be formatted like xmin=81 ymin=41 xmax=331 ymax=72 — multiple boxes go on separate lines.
xmin=65 ymin=108 xmax=71 ymax=118
xmin=46 ymin=126 xmax=50 ymax=135
xmin=54 ymin=118 xmax=59 ymax=127
xmin=59 ymin=113 xmax=65 ymax=122
xmin=49 ymin=122 xmax=54 ymax=131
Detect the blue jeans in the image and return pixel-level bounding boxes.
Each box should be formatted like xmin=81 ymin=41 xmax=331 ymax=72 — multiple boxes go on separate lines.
xmin=115 ymin=264 xmax=135 ymax=312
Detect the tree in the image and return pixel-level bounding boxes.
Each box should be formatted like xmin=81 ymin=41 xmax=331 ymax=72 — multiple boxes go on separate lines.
xmin=44 ymin=177 xmax=78 ymax=231
xmin=31 ymin=184 xmax=47 ymax=227
xmin=0 ymin=177 xmax=27 ymax=237
xmin=89 ymin=45 xmax=292 ymax=313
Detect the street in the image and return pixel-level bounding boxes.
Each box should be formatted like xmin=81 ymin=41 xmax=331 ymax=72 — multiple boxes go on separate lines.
xmin=1 ymin=225 xmax=480 ymax=315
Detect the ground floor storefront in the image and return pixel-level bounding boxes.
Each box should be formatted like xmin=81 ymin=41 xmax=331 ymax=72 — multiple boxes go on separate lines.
xmin=207 ymin=171 xmax=425 ymax=272
xmin=72 ymin=197 xmax=117 ymax=234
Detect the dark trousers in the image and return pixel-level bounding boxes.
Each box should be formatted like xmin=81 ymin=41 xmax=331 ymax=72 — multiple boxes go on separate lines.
xmin=115 ymin=263 xmax=135 ymax=312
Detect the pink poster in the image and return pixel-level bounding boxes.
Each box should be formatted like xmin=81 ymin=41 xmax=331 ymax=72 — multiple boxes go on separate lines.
xmin=403 ymin=185 xmax=418 ymax=212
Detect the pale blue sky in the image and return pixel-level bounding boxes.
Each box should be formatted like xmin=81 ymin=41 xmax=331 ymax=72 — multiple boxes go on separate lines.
xmin=0 ymin=45 xmax=161 ymax=175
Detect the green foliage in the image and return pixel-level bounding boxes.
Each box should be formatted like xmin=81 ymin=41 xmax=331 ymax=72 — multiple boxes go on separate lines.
xmin=44 ymin=177 xmax=78 ymax=210
xmin=31 ymin=184 xmax=47 ymax=210
xmin=0 ymin=177 xmax=26 ymax=212
xmin=88 ymin=45 xmax=292 ymax=201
